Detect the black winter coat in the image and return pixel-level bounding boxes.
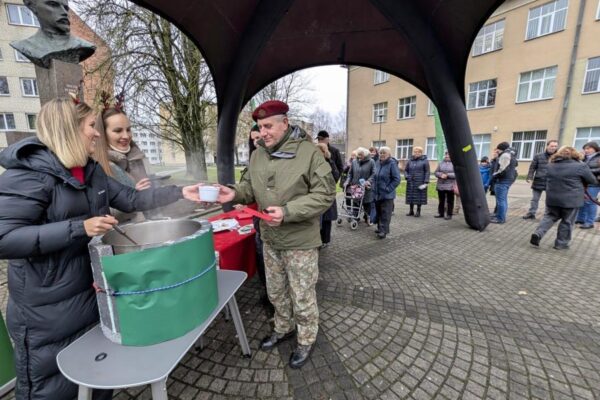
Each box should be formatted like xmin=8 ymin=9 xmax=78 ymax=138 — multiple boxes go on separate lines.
xmin=527 ymin=151 xmax=552 ymax=191
xmin=328 ymin=144 xmax=344 ymax=184
xmin=545 ymin=157 xmax=598 ymax=208
xmin=0 ymin=138 xmax=183 ymax=400
xmin=404 ymin=155 xmax=430 ymax=205
xmin=322 ymin=158 xmax=340 ymax=221
xmin=585 ymin=152 xmax=600 ymax=186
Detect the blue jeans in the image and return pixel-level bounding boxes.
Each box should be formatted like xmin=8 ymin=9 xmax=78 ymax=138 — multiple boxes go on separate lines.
xmin=494 ymin=182 xmax=511 ymax=222
xmin=577 ymin=186 xmax=599 ymax=225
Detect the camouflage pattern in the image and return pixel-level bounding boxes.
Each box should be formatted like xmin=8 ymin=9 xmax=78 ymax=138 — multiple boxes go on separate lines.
xmin=263 ymin=242 xmax=319 ymax=345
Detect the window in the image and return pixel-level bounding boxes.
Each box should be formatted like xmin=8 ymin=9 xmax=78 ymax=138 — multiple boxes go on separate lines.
xmin=512 ymin=131 xmax=547 ymax=160
xmin=583 ymin=57 xmax=600 ymax=94
xmin=397 ymin=96 xmax=416 ymax=119
xmin=372 ymin=140 xmax=386 ymax=148
xmin=141 ymin=141 xmax=148 ymax=145
xmin=374 ymin=70 xmax=389 ymax=85
xmin=473 ymin=134 xmax=492 ymax=159
xmin=427 ymin=100 xmax=437 ymax=116
xmin=425 ymin=137 xmax=447 ymax=161
xmin=150 ymin=141 xmax=156 ymax=145
xmin=597 ymin=0 xmax=600 ymax=19
xmin=472 ymin=20 xmax=505 ymax=56
xmin=574 ymin=127 xmax=600 ymax=149
xmin=467 ymin=79 xmax=497 ymax=109
xmin=396 ymin=139 xmax=413 ymax=160
xmin=0 ymin=48 xmax=3 ymax=61
xmin=6 ymin=4 xmax=40 ymax=27
xmin=0 ymin=113 xmax=16 ymax=131
xmin=526 ymin=0 xmax=568 ymax=40
xmin=14 ymin=50 xmax=30 ymax=62
xmin=372 ymin=102 xmax=388 ymax=123
xmin=150 ymin=149 xmax=157 ymax=154
xmin=20 ymin=78 xmax=38 ymax=97
xmin=0 ymin=77 xmax=9 ymax=95
xmin=26 ymin=114 xmax=36 ymax=130
xmin=517 ymin=66 xmax=557 ymax=102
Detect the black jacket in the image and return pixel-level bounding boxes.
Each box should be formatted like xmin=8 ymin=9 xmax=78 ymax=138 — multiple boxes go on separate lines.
xmin=585 ymin=152 xmax=600 ymax=186
xmin=0 ymin=137 xmax=183 ymax=400
xmin=545 ymin=157 xmax=598 ymax=208
xmin=527 ymin=151 xmax=552 ymax=191
xmin=327 ymin=144 xmax=344 ymax=184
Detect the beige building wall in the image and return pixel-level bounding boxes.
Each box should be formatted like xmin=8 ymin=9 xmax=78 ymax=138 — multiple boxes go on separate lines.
xmin=347 ymin=0 xmax=600 ymax=171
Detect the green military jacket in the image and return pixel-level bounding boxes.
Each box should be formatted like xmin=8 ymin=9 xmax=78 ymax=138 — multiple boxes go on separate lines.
xmin=232 ymin=125 xmax=336 ymax=250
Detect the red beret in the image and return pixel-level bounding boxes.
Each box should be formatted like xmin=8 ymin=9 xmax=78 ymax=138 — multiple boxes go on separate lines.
xmin=252 ymin=100 xmax=289 ymax=121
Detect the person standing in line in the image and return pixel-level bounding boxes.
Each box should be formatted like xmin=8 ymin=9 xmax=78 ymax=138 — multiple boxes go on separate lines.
xmin=317 ymin=130 xmax=344 ymax=183
xmin=207 ymin=100 xmax=335 ymax=369
xmin=530 ymin=146 xmax=597 ymax=249
xmin=373 ymin=147 xmax=401 ymax=238
xmin=523 ymin=140 xmax=559 ymax=220
xmin=479 ymin=156 xmax=492 ymax=193
xmin=575 ymin=142 xmax=600 ymax=229
xmin=434 ymin=151 xmax=456 ymax=220
xmin=345 ymin=147 xmax=376 ymax=225
xmin=490 ymin=142 xmax=518 ymax=224
xmin=316 ymin=143 xmax=340 ymax=248
xmin=404 ymin=146 xmax=430 ymax=217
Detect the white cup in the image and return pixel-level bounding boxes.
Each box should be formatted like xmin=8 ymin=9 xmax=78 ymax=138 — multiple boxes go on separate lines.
xmin=199 ymin=185 xmax=219 ymax=202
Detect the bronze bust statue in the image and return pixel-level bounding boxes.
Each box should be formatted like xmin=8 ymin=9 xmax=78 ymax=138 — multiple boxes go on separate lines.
xmin=10 ymin=0 xmax=96 ymax=68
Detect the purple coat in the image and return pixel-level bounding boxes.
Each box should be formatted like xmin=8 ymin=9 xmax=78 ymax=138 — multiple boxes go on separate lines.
xmin=435 ymin=160 xmax=456 ymax=191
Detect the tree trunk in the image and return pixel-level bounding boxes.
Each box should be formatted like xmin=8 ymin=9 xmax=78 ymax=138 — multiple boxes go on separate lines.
xmin=189 ymin=150 xmax=208 ymax=181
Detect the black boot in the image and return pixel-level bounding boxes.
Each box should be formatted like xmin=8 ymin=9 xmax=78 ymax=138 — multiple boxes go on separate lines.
xmin=289 ymin=344 xmax=313 ymax=369
xmin=406 ymin=205 xmax=414 ymax=216
xmin=414 ymin=206 xmax=421 ymax=217
xmin=260 ymin=331 xmax=295 ymax=350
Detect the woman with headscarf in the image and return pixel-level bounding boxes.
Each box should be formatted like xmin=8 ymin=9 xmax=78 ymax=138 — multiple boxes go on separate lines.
xmin=404 ymin=146 xmax=430 ymax=217
xmin=434 ymin=151 xmax=456 ymax=220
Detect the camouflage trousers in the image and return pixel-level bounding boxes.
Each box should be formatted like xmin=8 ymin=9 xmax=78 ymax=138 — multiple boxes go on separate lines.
xmin=263 ymin=243 xmax=319 ymax=346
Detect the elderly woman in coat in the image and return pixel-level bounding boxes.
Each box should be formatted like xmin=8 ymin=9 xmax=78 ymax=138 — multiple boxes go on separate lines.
xmin=345 ymin=147 xmax=375 ymax=225
xmin=404 ymin=146 xmax=430 ymax=217
xmin=0 ymin=98 xmax=201 ymax=400
xmin=434 ymin=151 xmax=456 ymax=220
xmin=373 ymin=147 xmax=401 ymax=238
xmin=317 ymin=143 xmax=340 ymax=247
xmin=530 ymin=146 xmax=597 ymax=250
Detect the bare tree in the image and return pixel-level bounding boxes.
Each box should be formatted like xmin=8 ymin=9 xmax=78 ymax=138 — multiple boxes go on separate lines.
xmin=252 ymin=72 xmax=314 ymax=119
xmin=74 ymin=0 xmax=215 ymax=179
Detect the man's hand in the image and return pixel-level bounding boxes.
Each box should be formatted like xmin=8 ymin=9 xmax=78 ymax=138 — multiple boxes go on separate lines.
xmin=84 ymin=215 xmax=118 ymax=237
xmin=135 ymin=178 xmax=152 ymax=191
xmin=264 ymin=206 xmax=284 ymax=226
xmin=214 ymin=184 xmax=236 ymax=204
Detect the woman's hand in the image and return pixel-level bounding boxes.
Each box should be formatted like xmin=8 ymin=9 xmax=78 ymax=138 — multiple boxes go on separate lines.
xmin=135 ymin=178 xmax=152 ymax=191
xmin=182 ymin=184 xmax=202 ymax=202
xmin=84 ymin=215 xmax=118 ymax=237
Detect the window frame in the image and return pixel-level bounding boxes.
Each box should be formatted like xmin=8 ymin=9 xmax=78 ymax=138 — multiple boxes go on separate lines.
xmin=472 ymin=19 xmax=505 ymax=56
xmin=14 ymin=50 xmax=30 ymax=63
xmin=26 ymin=113 xmax=37 ymax=131
xmin=516 ymin=66 xmax=557 ymax=103
xmin=372 ymin=140 xmax=386 ymax=149
xmin=525 ymin=0 xmax=569 ymax=40
xmin=6 ymin=4 xmax=40 ymax=27
xmin=511 ymin=130 xmax=548 ymax=160
xmin=582 ymin=56 xmax=600 ymax=94
xmin=374 ymin=70 xmax=390 ymax=85
xmin=467 ymin=79 xmax=497 ymax=110
xmin=20 ymin=78 xmax=39 ymax=97
xmin=596 ymin=0 xmax=600 ymax=20
xmin=395 ymin=139 xmax=414 ymax=160
xmin=427 ymin=100 xmax=437 ymax=116
xmin=397 ymin=96 xmax=416 ymax=120
xmin=0 ymin=76 xmax=9 ymax=96
xmin=372 ymin=102 xmax=388 ymax=123
xmin=573 ymin=127 xmax=600 ymax=149
xmin=0 ymin=113 xmax=17 ymax=131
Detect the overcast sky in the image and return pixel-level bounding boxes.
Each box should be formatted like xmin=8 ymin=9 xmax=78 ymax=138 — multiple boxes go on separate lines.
xmin=301 ymin=65 xmax=348 ymax=116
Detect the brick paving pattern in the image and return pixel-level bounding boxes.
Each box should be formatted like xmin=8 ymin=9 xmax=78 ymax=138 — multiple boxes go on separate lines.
xmin=1 ymin=181 xmax=600 ymax=399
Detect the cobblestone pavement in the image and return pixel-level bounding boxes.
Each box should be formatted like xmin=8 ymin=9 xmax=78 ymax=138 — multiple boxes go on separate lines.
xmin=2 ymin=181 xmax=600 ymax=399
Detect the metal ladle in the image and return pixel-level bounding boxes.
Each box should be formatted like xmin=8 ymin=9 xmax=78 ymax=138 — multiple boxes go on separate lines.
xmin=112 ymin=224 xmax=140 ymax=246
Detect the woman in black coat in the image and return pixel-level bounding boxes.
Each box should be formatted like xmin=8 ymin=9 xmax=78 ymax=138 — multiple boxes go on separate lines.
xmin=530 ymin=146 xmax=597 ymax=250
xmin=404 ymin=146 xmax=430 ymax=217
xmin=317 ymin=143 xmax=340 ymax=247
xmin=0 ymin=98 xmax=201 ymax=400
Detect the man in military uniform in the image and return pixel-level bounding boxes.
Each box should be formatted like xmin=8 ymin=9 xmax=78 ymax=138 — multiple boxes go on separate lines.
xmin=211 ymin=100 xmax=336 ymax=368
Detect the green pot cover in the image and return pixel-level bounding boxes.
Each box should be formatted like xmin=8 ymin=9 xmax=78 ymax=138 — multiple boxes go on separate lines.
xmin=101 ymin=232 xmax=218 ymax=346
xmin=0 ymin=312 xmax=15 ymax=390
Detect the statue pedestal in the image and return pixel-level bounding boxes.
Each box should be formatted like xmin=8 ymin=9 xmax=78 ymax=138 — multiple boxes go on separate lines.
xmin=35 ymin=59 xmax=84 ymax=105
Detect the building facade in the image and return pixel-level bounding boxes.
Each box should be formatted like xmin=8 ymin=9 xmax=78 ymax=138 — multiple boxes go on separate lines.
xmin=132 ymin=127 xmax=163 ymax=165
xmin=0 ymin=1 xmax=112 ymax=152
xmin=347 ymin=0 xmax=600 ymax=170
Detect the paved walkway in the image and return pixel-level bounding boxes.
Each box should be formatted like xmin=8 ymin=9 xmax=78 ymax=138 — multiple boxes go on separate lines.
xmin=2 ymin=181 xmax=600 ymax=399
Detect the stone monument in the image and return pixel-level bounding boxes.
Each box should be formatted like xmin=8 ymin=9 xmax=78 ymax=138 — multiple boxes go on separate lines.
xmin=9 ymin=0 xmax=96 ymax=104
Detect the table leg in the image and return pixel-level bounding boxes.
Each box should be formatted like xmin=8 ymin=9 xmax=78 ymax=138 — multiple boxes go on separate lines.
xmin=227 ymin=296 xmax=251 ymax=356
xmin=151 ymin=378 xmax=168 ymax=400
xmin=77 ymin=385 xmax=92 ymax=400
xmin=223 ymin=304 xmax=231 ymax=321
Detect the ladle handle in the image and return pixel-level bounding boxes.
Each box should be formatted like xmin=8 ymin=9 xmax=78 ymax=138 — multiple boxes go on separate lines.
xmin=113 ymin=225 xmax=139 ymax=246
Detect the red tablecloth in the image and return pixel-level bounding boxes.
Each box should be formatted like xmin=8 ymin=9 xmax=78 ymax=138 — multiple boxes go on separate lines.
xmin=209 ymin=209 xmax=257 ymax=279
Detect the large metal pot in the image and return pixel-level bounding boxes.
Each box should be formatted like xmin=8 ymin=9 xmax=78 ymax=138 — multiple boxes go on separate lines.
xmin=102 ymin=219 xmax=204 ymax=254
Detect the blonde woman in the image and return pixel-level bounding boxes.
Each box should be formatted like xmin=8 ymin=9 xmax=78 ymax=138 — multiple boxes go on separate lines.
xmin=530 ymin=146 xmax=597 ymax=249
xmin=0 ymin=98 xmax=201 ymax=399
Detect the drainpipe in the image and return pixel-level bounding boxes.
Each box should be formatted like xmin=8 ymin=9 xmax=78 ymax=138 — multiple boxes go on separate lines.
xmin=557 ymin=0 xmax=586 ymax=145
